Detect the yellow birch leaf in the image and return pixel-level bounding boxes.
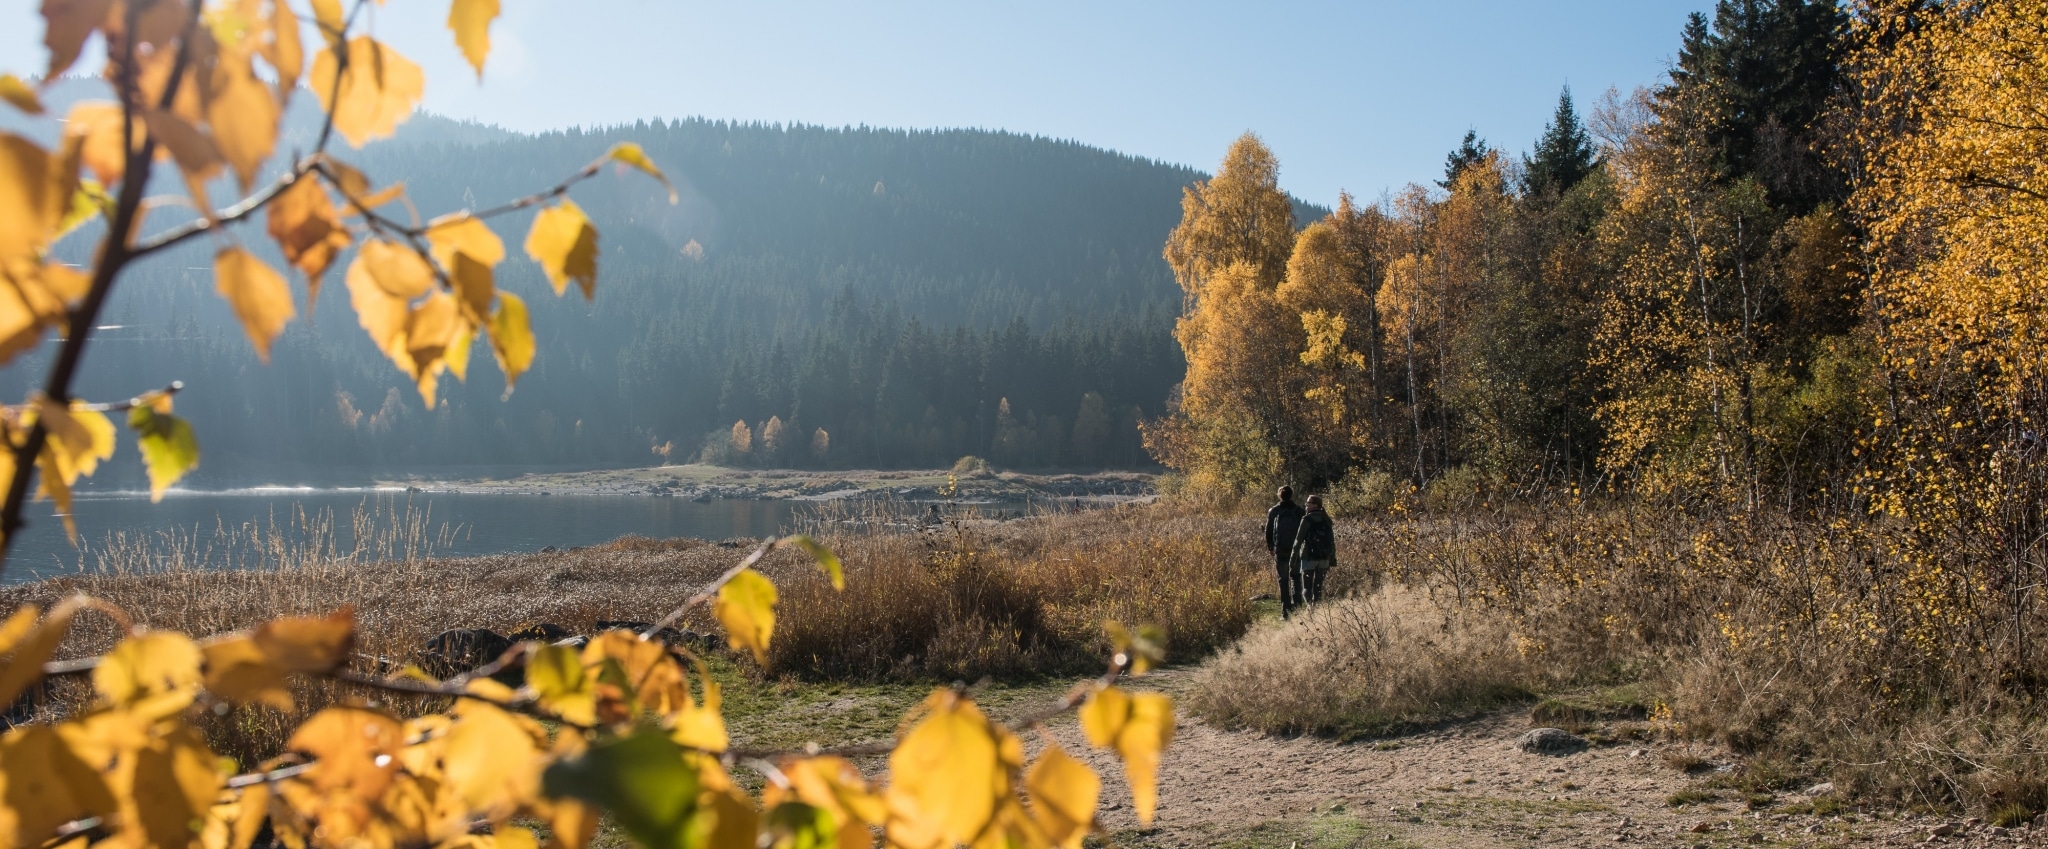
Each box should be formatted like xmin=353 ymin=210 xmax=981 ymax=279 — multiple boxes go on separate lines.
xmin=309 ymin=37 xmax=425 ymax=148
xmin=427 ymin=216 xmax=506 ymax=271
xmin=0 ymin=134 xmax=55 ymax=262
xmin=41 ymin=0 xmax=115 ymax=81
xmin=287 ymin=706 xmax=404 ymax=799
xmin=254 ymin=607 xmax=355 ymax=672
xmin=713 ymin=568 xmax=776 ymax=664
xmin=267 ymin=177 xmax=352 ymax=286
xmin=0 ymin=724 xmax=118 ymax=848
xmin=405 ymin=290 xmax=460 ymax=374
xmin=201 ymin=783 xmax=271 ymax=849
xmin=444 ymin=699 xmax=540 ymax=811
xmin=488 ymin=290 xmax=535 ymax=389
xmin=35 ymin=397 xmax=114 ymax=485
xmin=214 ymin=248 xmax=296 ymax=362
xmin=785 ymin=534 xmax=845 ymax=590
xmin=0 ymin=75 xmax=42 ymax=114
xmin=778 ymin=755 xmax=884 ymax=849
xmin=543 ymin=797 xmax=599 ymax=849
xmin=523 ymin=201 xmax=597 ymax=299
xmin=345 ymin=251 xmax=410 ymax=363
xmin=309 ymin=0 xmax=344 ymax=46
xmin=64 ymin=102 xmax=129 ymax=186
xmin=1077 ymin=685 xmax=1129 ymax=749
xmin=55 ymin=178 xmax=112 ymax=242
xmin=0 ymin=597 xmax=79 ymax=706
xmin=128 ymin=724 xmax=228 ymax=849
xmin=450 ymin=251 xmax=494 ymax=322
xmin=94 ymin=630 xmax=203 ymax=719
xmin=495 ymin=825 xmax=540 ymax=849
xmin=264 ymin=0 xmax=303 ymax=102
xmin=358 ymin=238 xmax=434 ymax=300
xmin=1025 ymin=744 xmax=1099 ymax=849
xmin=446 ymin=319 xmax=474 ymax=382
xmin=697 ymin=785 xmax=758 ymax=849
xmin=34 ymin=443 xmax=77 ymax=542
xmin=528 ymin=642 xmax=595 ymax=726
xmin=206 ymin=57 xmax=279 ymax=192
xmin=668 ymin=678 xmax=728 ymax=753
xmin=885 ymin=692 xmax=1002 ymax=849
xmin=143 ymin=107 xmax=224 ymax=186
xmin=128 ymin=403 xmax=199 ymax=500
xmin=605 ymin=142 xmax=678 ymax=203
xmin=1115 ymin=692 xmax=1174 ymax=826
xmin=201 ymin=634 xmax=293 ymax=711
xmin=0 ymin=606 xmax=36 ymax=654
xmin=447 ymin=0 xmax=500 ymax=79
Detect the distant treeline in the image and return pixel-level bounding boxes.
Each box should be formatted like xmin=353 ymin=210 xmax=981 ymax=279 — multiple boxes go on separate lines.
xmin=6 ymin=116 xmax=1315 ymax=483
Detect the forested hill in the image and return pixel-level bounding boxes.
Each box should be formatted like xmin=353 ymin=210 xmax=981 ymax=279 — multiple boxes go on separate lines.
xmin=10 ymin=112 xmax=1314 ymax=484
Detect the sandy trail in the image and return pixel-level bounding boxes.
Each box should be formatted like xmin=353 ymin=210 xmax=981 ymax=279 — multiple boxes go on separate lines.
xmin=1028 ymin=670 xmax=2030 ymax=849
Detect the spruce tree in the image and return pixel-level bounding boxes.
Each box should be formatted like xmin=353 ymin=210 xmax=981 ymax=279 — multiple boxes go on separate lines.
xmin=1439 ymin=130 xmax=1493 ymax=188
xmin=1524 ymin=87 xmax=1598 ymax=198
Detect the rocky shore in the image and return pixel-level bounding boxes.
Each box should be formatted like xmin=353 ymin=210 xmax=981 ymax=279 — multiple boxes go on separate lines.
xmin=382 ymin=463 xmax=1159 ymax=504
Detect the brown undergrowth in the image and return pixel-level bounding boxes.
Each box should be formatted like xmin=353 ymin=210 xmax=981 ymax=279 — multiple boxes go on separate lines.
xmin=1190 ymin=497 xmax=2048 ymax=820
xmin=0 ymin=498 xmax=1262 ymax=766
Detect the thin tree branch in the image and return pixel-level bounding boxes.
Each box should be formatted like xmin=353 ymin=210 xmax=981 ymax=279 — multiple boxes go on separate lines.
xmin=128 ymin=165 xmax=317 ymax=259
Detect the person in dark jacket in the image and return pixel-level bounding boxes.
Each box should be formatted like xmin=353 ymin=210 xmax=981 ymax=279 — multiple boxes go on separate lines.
xmin=1265 ymin=486 xmax=1305 ymax=618
xmin=1290 ymin=494 xmax=1336 ymax=606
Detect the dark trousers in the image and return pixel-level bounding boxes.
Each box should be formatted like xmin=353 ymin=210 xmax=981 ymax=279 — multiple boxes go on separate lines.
xmin=1275 ymin=553 xmax=1301 ymax=610
xmin=1300 ymin=565 xmax=1327 ymax=604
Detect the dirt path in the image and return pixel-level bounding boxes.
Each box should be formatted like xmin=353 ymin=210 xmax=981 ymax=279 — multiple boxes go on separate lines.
xmin=1028 ymin=670 xmax=2029 ymax=849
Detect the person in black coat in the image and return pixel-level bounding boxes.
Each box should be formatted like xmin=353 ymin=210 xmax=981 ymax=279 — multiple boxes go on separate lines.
xmin=1265 ymin=485 xmax=1305 ymax=618
xmin=1290 ymin=494 xmax=1336 ymax=606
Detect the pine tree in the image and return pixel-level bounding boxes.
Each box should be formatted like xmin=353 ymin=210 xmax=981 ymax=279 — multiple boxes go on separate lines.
xmin=1439 ymin=130 xmax=1493 ymax=189
xmin=1524 ymin=88 xmax=1598 ymax=198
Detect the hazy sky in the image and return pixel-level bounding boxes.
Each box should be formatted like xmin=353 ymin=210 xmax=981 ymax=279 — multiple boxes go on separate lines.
xmin=3 ymin=1 xmax=1709 ymax=205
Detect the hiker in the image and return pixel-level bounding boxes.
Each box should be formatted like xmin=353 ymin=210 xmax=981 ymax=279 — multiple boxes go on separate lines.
xmin=1265 ymin=485 xmax=1305 ymax=618
xmin=1290 ymin=494 xmax=1336 ymax=606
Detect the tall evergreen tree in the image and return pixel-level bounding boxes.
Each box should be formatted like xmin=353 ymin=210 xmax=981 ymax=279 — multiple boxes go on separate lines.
xmin=1439 ymin=130 xmax=1493 ymax=189
xmin=1524 ymin=88 xmax=1598 ymax=198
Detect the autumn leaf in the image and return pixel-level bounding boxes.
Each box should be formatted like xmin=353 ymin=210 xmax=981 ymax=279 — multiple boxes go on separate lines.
xmin=1026 ymin=745 xmax=1100 ymax=849
xmin=523 ymin=200 xmax=598 ymax=299
xmin=127 ymin=725 xmax=227 ymax=849
xmin=528 ymin=643 xmax=595 ymax=726
xmin=309 ymin=37 xmax=425 ymax=148
xmin=451 ymin=252 xmax=495 ymax=322
xmin=0 ymin=724 xmax=118 ymax=848
xmin=448 ymin=0 xmax=501 ymax=79
xmin=40 ymin=0 xmax=115 ymax=81
xmin=0 ymin=134 xmax=57 ymax=262
xmin=345 ymin=249 xmax=411 ymax=364
xmin=427 ymin=216 xmax=506 ymax=272
xmin=605 ymin=142 xmax=678 ymax=203
xmin=0 ymin=75 xmax=42 ymax=114
xmin=885 ymin=691 xmax=1004 ymax=849
xmin=0 ymin=597 xmax=81 ymax=706
xmin=263 ymin=0 xmax=304 ymax=102
xmin=444 ymin=699 xmax=542 ymax=811
xmin=784 ymin=534 xmax=845 ymax=590
xmin=94 ymin=631 xmax=203 ymax=719
xmin=214 ymin=248 xmax=296 ymax=362
xmin=205 ymin=58 xmax=279 ymax=192
xmin=288 ymin=706 xmax=404 ymax=799
xmin=714 ymin=568 xmax=777 ymax=664
xmin=201 ymin=635 xmax=293 ymax=711
xmin=254 ymin=607 xmax=356 ymax=673
xmin=65 ymin=102 xmax=128 ymax=186
xmin=142 ymin=108 xmax=225 ymax=189
xmin=128 ymin=402 xmax=198 ymax=500
xmin=267 ymin=177 xmax=352 ymax=287
xmin=488 ymin=290 xmax=535 ymax=390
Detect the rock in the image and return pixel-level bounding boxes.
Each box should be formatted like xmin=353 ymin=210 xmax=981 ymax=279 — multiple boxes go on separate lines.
xmin=423 ymin=628 xmax=513 ymax=676
xmin=508 ymin=623 xmax=573 ymax=643
xmin=1804 ymin=824 xmax=1824 ymax=835
xmin=1690 ymin=821 xmax=1715 ymax=834
xmin=1515 ymin=727 xmax=1589 ymax=755
xmin=1628 ymin=748 xmax=1646 ymax=758
xmin=1806 ymin=782 xmax=1835 ymax=796
xmin=1930 ymin=823 xmax=1956 ymax=838
xmin=1989 ymin=826 xmax=2009 ymax=837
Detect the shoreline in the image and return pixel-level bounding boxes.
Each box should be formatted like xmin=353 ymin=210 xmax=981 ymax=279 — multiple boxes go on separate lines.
xmin=376 ymin=463 xmax=1160 ymax=505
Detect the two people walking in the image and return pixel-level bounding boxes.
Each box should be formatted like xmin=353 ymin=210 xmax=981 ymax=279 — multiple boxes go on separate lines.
xmin=1264 ymin=486 xmax=1335 ymax=620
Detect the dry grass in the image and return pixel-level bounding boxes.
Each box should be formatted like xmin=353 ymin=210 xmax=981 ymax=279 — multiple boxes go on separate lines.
xmin=1189 ymin=586 xmax=1536 ymax=739
xmin=773 ymin=500 xmax=1264 ymax=680
xmin=2 ymin=498 xmax=1262 ymax=765
xmin=1189 ymin=496 xmax=2048 ymax=818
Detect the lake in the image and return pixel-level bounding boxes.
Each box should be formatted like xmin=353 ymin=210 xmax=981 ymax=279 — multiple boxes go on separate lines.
xmin=1 ymin=489 xmax=806 ymax=585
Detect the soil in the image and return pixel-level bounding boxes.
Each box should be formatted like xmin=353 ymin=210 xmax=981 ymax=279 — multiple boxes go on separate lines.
xmin=1026 ymin=670 xmax=2033 ymax=849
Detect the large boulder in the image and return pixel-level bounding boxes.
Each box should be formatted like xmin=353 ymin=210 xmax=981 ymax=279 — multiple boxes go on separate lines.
xmin=1515 ymin=727 xmax=1589 ymax=755
xmin=423 ymin=628 xmax=513 ymax=677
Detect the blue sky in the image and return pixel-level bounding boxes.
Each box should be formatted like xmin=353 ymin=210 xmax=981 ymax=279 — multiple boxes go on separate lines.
xmin=3 ymin=1 xmax=1707 ymax=205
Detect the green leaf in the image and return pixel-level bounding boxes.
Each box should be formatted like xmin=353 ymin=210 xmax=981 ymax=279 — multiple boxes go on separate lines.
xmin=128 ymin=404 xmax=199 ymax=502
xmin=542 ymin=730 xmax=700 ymax=849
xmin=764 ymin=801 xmax=837 ymax=849
xmin=784 ymin=534 xmax=844 ymax=590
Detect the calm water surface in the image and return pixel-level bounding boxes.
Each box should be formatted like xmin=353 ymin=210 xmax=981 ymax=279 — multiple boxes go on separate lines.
xmin=3 ymin=489 xmax=803 ymax=584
